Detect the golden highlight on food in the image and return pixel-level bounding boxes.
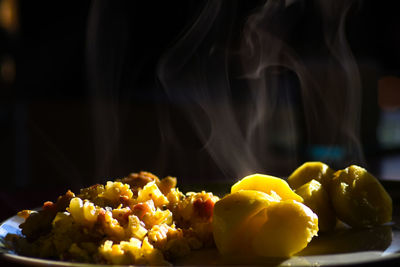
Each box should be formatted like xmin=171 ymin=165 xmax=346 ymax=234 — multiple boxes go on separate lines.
xmin=213 ymin=191 xmax=319 ymax=258
xmin=288 ymin=161 xmax=335 ymax=190
xmin=213 ymin=175 xmax=319 ymax=258
xmin=4 ymin=162 xmax=393 ymax=265
xmin=231 ymin=174 xmax=303 ymax=203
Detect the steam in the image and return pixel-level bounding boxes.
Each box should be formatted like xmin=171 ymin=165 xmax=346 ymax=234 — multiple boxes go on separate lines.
xmin=157 ymin=0 xmax=364 ymax=180
xmin=86 ymin=0 xmax=130 ymax=181
xmin=316 ymin=0 xmax=364 ymax=161
xmin=157 ymin=0 xmax=261 ymax=179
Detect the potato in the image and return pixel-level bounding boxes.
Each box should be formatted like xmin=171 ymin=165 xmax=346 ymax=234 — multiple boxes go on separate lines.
xmin=252 ymin=200 xmax=319 ymax=258
xmin=212 ymin=190 xmax=318 ymax=258
xmin=231 ymin=174 xmax=303 ymax=202
xmin=295 ymin=179 xmax=337 ymax=232
xmin=212 ymin=190 xmax=278 ymax=256
xmin=330 ymin=165 xmax=392 ymax=228
xmin=288 ymin=162 xmax=335 ymax=190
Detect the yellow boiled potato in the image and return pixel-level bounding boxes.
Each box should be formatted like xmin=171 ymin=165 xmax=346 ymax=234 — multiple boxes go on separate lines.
xmin=231 ymin=174 xmax=303 ymax=202
xmin=212 ymin=190 xmax=278 ymax=255
xmin=213 ymin=190 xmax=318 ymax=258
xmin=288 ymin=162 xmax=335 ymax=189
xmin=295 ymin=179 xmax=337 ymax=232
xmin=252 ymin=200 xmax=319 ymax=258
xmin=330 ymin=165 xmax=392 ymax=228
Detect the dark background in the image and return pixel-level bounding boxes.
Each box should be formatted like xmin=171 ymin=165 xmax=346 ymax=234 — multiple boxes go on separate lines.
xmin=1 ymin=0 xmax=400 ymax=222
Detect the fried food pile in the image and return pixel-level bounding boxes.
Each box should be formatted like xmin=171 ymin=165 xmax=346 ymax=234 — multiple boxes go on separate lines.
xmin=6 ymin=172 xmax=218 ymax=265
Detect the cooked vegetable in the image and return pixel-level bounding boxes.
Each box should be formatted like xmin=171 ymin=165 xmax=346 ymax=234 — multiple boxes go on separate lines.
xmin=231 ymin=174 xmax=303 ymax=202
xmin=213 ymin=190 xmax=318 ymax=258
xmin=330 ymin=165 xmax=392 ymax=228
xmin=288 ymin=161 xmax=335 ymax=190
xmin=295 ymin=179 xmax=337 ymax=232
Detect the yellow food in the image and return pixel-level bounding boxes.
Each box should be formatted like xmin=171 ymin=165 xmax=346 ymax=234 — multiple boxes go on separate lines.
xmin=295 ymin=179 xmax=337 ymax=232
xmin=252 ymin=200 xmax=319 ymax=257
xmin=231 ymin=173 xmax=303 ymax=202
xmin=288 ymin=161 xmax=335 ymax=189
xmin=213 ymin=190 xmax=318 ymax=258
xmin=330 ymin=165 xmax=392 ymax=228
xmin=212 ymin=190 xmax=277 ymax=256
xmin=5 ymin=172 xmax=219 ymax=265
xmin=5 ymin=163 xmax=393 ymax=264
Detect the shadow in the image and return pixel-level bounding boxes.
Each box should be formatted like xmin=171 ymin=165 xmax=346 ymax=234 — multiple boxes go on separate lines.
xmin=175 ymin=248 xmax=287 ymax=266
xmin=299 ymin=225 xmax=393 ymax=256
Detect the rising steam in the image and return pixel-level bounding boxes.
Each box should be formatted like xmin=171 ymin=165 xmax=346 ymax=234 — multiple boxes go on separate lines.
xmin=157 ymin=0 xmax=364 ymax=180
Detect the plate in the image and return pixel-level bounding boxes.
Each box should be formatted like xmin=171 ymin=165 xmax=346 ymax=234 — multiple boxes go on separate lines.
xmin=2 ymin=179 xmax=400 ymax=266
xmin=2 ymin=213 xmax=400 ymax=266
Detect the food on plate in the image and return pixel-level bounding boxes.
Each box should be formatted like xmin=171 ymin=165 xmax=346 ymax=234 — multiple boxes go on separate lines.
xmin=252 ymin=199 xmax=318 ymax=258
xmin=330 ymin=165 xmax=392 ymax=228
xmin=231 ymin=174 xmax=303 ymax=202
xmin=214 ymin=173 xmax=318 ymax=258
xmin=213 ymin=190 xmax=318 ymax=258
xmin=288 ymin=162 xmax=392 ymax=229
xmin=5 ymin=172 xmax=219 ymax=265
xmin=294 ymin=180 xmax=337 ymax=232
xmin=4 ymin=162 xmax=393 ymax=264
xmin=288 ymin=161 xmax=335 ymax=189
xmin=212 ymin=190 xmax=277 ymax=256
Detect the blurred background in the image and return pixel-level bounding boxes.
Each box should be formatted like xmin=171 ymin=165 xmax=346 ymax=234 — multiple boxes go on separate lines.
xmin=1 ymin=0 xmax=400 ymax=220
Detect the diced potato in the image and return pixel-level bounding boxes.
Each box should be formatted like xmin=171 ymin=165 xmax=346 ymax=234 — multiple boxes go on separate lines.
xmin=288 ymin=162 xmax=335 ymax=189
xmin=101 ymin=181 xmax=133 ymax=203
xmin=231 ymin=174 xmax=303 ymax=202
xmin=330 ymin=165 xmax=392 ymax=228
xmin=137 ymin=181 xmax=169 ymax=208
xmin=295 ymin=179 xmax=337 ymax=232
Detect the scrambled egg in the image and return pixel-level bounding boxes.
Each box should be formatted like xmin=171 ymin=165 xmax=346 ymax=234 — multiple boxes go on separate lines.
xmin=6 ymin=172 xmax=219 ymax=265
